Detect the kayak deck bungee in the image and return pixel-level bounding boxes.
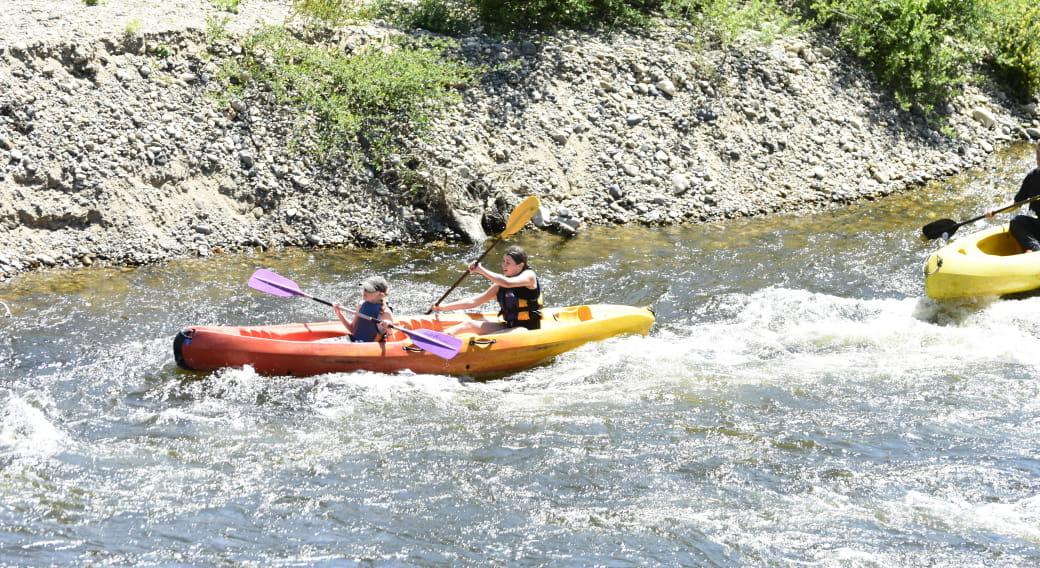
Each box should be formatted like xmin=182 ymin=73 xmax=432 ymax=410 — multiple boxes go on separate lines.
xmin=174 ymin=304 xmax=655 ymax=377
xmin=924 ymin=223 xmax=1040 ymax=299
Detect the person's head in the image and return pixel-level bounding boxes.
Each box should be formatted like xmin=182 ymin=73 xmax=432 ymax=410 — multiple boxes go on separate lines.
xmin=502 ymin=246 xmax=529 ymax=276
xmin=360 ymin=276 xmax=389 ymax=300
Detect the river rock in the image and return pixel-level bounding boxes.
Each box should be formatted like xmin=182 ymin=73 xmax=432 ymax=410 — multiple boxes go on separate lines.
xmin=972 ymin=108 xmax=998 ymax=128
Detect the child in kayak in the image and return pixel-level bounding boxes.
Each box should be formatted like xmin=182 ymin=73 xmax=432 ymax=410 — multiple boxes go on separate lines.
xmin=333 ymin=276 xmax=395 ymax=342
xmin=430 ymin=246 xmax=542 ymax=335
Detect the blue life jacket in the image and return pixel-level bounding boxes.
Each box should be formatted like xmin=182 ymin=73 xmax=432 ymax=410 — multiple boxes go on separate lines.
xmin=352 ymin=300 xmax=390 ymax=342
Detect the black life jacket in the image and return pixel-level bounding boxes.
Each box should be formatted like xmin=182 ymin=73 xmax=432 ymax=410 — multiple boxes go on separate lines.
xmin=496 ymin=269 xmax=542 ymax=326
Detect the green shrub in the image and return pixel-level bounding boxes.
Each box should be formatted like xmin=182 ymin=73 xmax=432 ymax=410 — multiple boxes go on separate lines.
xmin=206 ymin=14 xmax=232 ymax=40
xmin=224 ymin=27 xmax=484 ymax=164
xmin=804 ymin=0 xmax=981 ymax=113
xmin=983 ymin=0 xmax=1040 ymax=98
xmin=663 ymin=0 xmax=800 ymax=45
xmin=464 ymin=0 xmax=796 ymax=44
xmin=211 ymin=0 xmax=241 ymax=14
xmin=471 ymin=0 xmax=653 ymax=32
xmin=292 ymin=0 xmax=360 ymax=27
xmin=376 ymin=0 xmax=475 ymax=36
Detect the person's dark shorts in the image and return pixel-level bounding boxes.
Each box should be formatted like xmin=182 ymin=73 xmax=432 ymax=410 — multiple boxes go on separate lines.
xmin=505 ymin=318 xmax=541 ymax=331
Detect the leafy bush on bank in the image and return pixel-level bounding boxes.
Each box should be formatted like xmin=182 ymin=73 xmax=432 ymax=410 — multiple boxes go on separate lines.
xmin=805 ymin=0 xmax=1039 ymax=113
xmin=803 ymin=0 xmax=982 ymax=114
xmin=982 ymin=0 xmax=1040 ymax=99
xmin=469 ymin=0 xmax=651 ymax=31
xmin=221 ymin=26 xmax=482 ymax=165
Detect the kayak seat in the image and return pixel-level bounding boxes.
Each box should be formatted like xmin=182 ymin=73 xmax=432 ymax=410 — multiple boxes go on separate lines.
xmin=554 ymin=305 xmax=593 ymax=323
xmin=975 ymin=230 xmax=1025 ymax=256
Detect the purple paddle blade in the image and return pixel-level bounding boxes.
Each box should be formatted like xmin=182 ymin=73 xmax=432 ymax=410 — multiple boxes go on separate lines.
xmin=401 ymin=327 xmax=463 ymax=360
xmin=247 ymin=269 xmax=302 ymax=298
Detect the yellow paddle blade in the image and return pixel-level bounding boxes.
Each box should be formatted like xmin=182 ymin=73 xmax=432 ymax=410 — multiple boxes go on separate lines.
xmin=503 ymin=196 xmax=541 ymax=236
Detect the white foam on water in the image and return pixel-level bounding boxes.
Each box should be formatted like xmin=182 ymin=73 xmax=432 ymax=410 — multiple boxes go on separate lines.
xmin=0 ymin=393 xmax=70 ymax=460
xmin=148 ymin=284 xmax=1040 ymax=425
xmin=305 ymin=374 xmax=467 ymax=429
xmin=640 ymin=287 xmax=1040 ymax=386
xmin=279 ymin=284 xmax=1035 ymax=419
xmin=889 ymin=491 xmax=1040 ymax=545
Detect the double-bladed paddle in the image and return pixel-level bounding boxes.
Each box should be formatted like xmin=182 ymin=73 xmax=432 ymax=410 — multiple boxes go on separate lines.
xmin=922 ymin=194 xmax=1040 ymax=240
xmin=427 ymin=195 xmax=541 ymax=313
xmin=247 ymin=269 xmax=462 ymax=360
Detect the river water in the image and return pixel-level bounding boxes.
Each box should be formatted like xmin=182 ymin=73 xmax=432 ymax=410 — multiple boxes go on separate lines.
xmin=2 ymin=144 xmax=1039 ymax=567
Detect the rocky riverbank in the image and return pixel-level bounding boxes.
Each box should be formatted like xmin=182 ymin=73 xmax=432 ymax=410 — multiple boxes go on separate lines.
xmin=1 ymin=0 xmax=1038 ymax=279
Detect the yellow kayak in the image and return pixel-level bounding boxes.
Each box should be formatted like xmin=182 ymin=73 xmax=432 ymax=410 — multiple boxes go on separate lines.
xmin=924 ymin=223 xmax=1040 ymax=299
xmin=175 ymin=304 xmax=655 ymax=377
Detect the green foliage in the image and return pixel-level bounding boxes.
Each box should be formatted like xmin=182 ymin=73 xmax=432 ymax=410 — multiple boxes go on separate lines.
xmin=662 ymin=0 xmax=801 ymax=45
xmin=211 ymin=0 xmax=241 ymax=13
xmin=804 ymin=0 xmax=982 ymax=114
xmin=374 ymin=0 xmax=475 ymax=36
xmin=291 ymin=0 xmax=363 ymax=27
xmin=471 ymin=0 xmax=652 ymax=32
xmin=224 ymin=27 xmax=484 ymax=164
xmin=982 ymin=0 xmax=1040 ymax=98
xmin=462 ymin=0 xmax=795 ymax=43
xmin=84 ymin=0 xmax=100 ymax=6
xmin=206 ymin=15 xmax=232 ymax=40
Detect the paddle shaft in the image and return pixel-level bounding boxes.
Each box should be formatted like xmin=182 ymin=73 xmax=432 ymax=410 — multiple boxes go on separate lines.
xmin=427 ymin=234 xmax=504 ymax=312
xmin=922 ymin=193 xmax=1040 ymax=240
xmin=967 ymin=194 xmax=1040 ymax=225
xmin=259 ymin=276 xmax=400 ymax=331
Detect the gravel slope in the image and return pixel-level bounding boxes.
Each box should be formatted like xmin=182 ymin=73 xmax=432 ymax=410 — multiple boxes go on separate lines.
xmin=0 ymin=1 xmax=1037 ymax=277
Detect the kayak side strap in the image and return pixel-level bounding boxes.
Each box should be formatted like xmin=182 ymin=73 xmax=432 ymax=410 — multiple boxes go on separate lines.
xmin=925 ymin=256 xmax=944 ymax=276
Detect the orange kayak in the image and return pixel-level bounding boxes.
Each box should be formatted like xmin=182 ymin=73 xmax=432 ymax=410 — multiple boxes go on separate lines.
xmin=173 ymin=304 xmax=655 ymax=377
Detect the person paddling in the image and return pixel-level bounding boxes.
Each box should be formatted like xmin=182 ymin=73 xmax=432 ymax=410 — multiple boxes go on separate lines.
xmin=430 ymin=246 xmax=542 ymax=335
xmin=333 ymin=276 xmax=395 ymax=341
xmin=989 ymin=142 xmax=1040 ymax=252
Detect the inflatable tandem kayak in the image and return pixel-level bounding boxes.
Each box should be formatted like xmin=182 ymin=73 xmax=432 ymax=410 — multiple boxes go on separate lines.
xmin=174 ymin=304 xmax=655 ymax=377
